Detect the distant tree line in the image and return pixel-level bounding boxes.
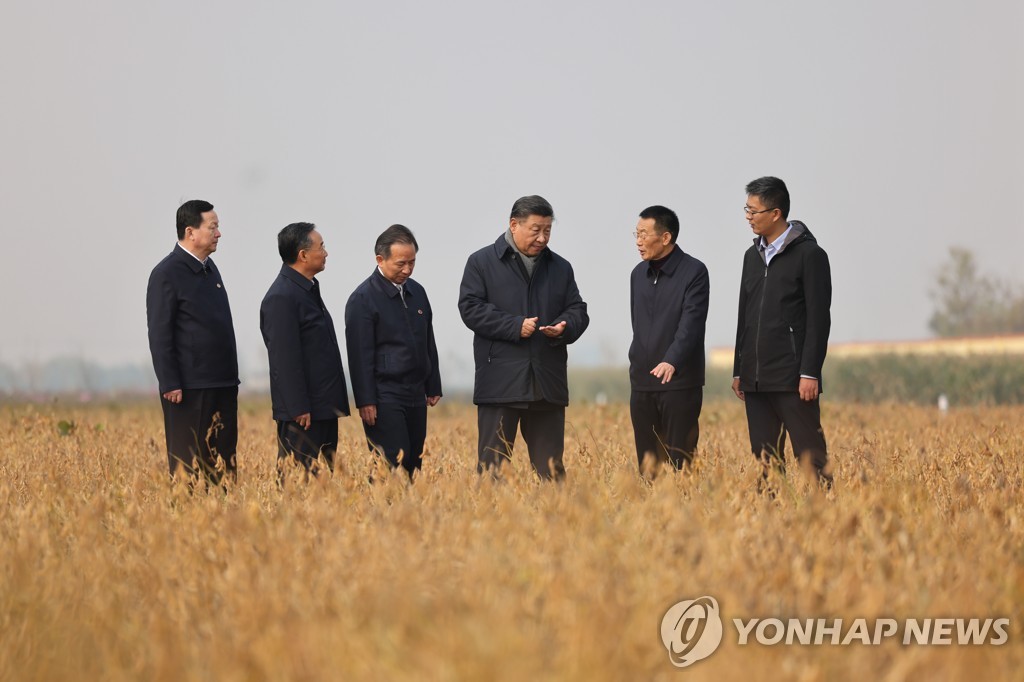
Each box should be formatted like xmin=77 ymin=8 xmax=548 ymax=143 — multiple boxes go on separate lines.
xmin=929 ymin=247 xmax=1024 ymax=337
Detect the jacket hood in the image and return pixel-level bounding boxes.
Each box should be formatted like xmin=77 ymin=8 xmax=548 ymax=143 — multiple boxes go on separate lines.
xmin=754 ymin=220 xmax=817 ymax=262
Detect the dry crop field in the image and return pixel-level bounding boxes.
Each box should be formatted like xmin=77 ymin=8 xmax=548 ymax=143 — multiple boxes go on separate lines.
xmin=1 ymin=398 xmax=1021 ymax=681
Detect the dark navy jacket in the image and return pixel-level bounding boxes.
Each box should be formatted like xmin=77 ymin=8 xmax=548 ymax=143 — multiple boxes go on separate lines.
xmin=733 ymin=221 xmax=832 ymax=393
xmin=146 ymin=244 xmax=239 ymax=394
xmin=344 ymin=269 xmax=442 ymax=407
xmin=260 ymin=265 xmax=350 ymax=421
xmin=458 ymin=234 xmax=589 ymax=406
xmin=629 ymin=246 xmax=710 ymax=391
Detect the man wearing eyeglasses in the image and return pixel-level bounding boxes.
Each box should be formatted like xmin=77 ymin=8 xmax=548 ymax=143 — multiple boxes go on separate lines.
xmin=146 ymin=199 xmax=239 ymax=486
xmin=628 ymin=205 xmax=710 ymax=478
xmin=458 ymin=195 xmax=589 ymax=480
xmin=732 ymin=176 xmax=833 ymax=491
xmin=260 ymin=222 xmax=350 ymax=476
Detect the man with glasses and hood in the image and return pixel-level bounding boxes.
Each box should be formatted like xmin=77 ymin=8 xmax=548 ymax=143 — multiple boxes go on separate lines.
xmin=732 ymin=177 xmax=833 ymax=491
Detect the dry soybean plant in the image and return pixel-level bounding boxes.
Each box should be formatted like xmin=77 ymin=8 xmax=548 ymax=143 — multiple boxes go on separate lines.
xmin=0 ymin=399 xmax=1021 ymax=681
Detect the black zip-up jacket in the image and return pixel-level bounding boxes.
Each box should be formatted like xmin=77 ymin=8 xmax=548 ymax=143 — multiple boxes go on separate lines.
xmin=458 ymin=234 xmax=589 ymax=406
xmin=733 ymin=221 xmax=831 ymax=393
xmin=260 ymin=265 xmax=350 ymax=420
xmin=629 ymin=246 xmax=710 ymax=391
xmin=344 ymin=269 xmax=442 ymax=407
xmin=146 ymin=244 xmax=239 ymax=394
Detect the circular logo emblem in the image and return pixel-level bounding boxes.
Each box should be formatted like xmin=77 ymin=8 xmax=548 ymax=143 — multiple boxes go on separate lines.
xmin=660 ymin=596 xmax=724 ymax=668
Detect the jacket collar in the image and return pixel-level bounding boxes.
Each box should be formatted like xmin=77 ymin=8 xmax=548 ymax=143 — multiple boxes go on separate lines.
xmin=491 ymin=233 xmax=551 ymax=262
xmin=753 ymin=220 xmax=810 ymax=253
xmin=279 ymin=263 xmax=316 ymax=291
xmin=645 ymin=244 xmax=684 ymax=277
xmin=174 ymin=243 xmax=211 ymax=274
xmin=370 ymin=267 xmax=412 ymax=300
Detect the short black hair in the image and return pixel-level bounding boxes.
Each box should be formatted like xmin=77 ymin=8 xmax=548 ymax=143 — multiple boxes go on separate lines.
xmin=509 ymin=195 xmax=554 ymax=221
xmin=745 ymin=176 xmax=790 ymax=219
xmin=176 ymin=199 xmax=214 ymax=240
xmin=278 ymin=222 xmax=316 ymax=264
xmin=638 ymin=205 xmax=679 ymax=244
xmin=375 ymin=224 xmax=418 ymax=259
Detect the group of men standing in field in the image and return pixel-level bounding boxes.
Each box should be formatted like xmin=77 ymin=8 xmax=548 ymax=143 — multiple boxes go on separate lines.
xmin=146 ymin=176 xmax=833 ymax=491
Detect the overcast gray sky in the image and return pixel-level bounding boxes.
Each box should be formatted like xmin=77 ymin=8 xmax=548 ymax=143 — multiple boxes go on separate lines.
xmin=1 ymin=0 xmax=1021 ymax=389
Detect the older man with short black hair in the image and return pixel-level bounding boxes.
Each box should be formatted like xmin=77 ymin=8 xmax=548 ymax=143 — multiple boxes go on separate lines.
xmin=260 ymin=222 xmax=350 ymax=474
xmin=458 ymin=195 xmax=589 ymax=480
xmin=345 ymin=224 xmax=442 ymax=480
xmin=147 ymin=199 xmax=239 ymax=486
xmin=629 ymin=205 xmax=709 ymax=477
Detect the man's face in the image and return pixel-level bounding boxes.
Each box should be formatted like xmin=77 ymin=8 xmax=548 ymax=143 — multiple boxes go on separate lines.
xmin=301 ymin=230 xmax=327 ymax=275
xmin=745 ymin=195 xmax=782 ymax=239
xmin=635 ymin=217 xmax=673 ymax=261
xmin=510 ymin=214 xmax=552 ymax=256
xmin=376 ymin=242 xmax=417 ymax=285
xmin=186 ymin=210 xmax=220 ymax=258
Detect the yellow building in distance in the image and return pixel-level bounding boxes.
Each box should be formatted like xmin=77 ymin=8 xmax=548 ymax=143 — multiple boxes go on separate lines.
xmin=708 ymin=334 xmax=1024 ymax=369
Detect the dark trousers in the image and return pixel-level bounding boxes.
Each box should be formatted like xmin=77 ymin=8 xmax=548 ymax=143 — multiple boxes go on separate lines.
xmin=362 ymin=403 xmax=427 ymax=478
xmin=630 ymin=387 xmax=703 ymax=473
xmin=160 ymin=386 xmax=238 ymax=485
xmin=744 ymin=391 xmax=829 ymax=476
xmin=477 ymin=403 xmax=565 ymax=480
xmin=277 ymin=419 xmax=338 ymax=473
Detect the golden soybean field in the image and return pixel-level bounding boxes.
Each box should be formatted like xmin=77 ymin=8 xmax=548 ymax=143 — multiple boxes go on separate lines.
xmin=1 ymin=399 xmax=1021 ymax=681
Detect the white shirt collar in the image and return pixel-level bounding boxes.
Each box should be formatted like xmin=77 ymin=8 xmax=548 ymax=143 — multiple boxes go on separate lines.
xmin=760 ymin=223 xmax=793 ymax=252
xmin=377 ymin=266 xmax=403 ymax=289
xmin=177 ymin=242 xmax=208 ymax=265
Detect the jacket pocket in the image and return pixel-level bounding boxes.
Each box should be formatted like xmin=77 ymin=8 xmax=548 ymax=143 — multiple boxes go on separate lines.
xmin=788 ymin=327 xmax=796 ymax=358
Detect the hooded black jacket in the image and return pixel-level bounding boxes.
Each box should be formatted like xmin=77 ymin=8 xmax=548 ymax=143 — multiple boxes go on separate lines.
xmin=733 ymin=221 xmax=831 ymax=393
xmin=629 ymin=246 xmax=710 ymax=391
xmin=458 ymin=234 xmax=589 ymax=406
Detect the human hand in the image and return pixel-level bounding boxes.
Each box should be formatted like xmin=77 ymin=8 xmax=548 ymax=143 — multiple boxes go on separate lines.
xmin=799 ymin=377 xmax=820 ymax=401
xmin=359 ymin=405 xmax=377 ymax=426
xmin=650 ymin=362 xmax=676 ymax=384
xmin=731 ymin=377 xmax=744 ymax=401
xmin=521 ymin=317 xmax=539 ymax=338
xmin=539 ymin=321 xmax=566 ymax=338
xmin=162 ymin=389 xmax=183 ymax=404
xmin=295 ymin=413 xmax=312 ymax=430
xmin=427 ymin=396 xmax=441 ymax=407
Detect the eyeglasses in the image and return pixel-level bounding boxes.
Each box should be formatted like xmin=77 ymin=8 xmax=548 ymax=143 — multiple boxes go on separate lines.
xmin=744 ymin=206 xmax=776 ymax=216
xmin=632 ymin=230 xmax=663 ymax=240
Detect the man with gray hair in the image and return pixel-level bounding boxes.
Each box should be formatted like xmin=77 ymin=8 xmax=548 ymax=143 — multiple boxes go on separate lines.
xmin=458 ymin=195 xmax=589 ymax=480
xmin=345 ymin=224 xmax=442 ymax=480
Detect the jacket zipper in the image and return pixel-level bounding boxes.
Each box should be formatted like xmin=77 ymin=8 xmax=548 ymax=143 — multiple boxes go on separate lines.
xmin=754 ymin=263 xmax=768 ymax=386
xmin=646 ymin=270 xmax=658 ymax=370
